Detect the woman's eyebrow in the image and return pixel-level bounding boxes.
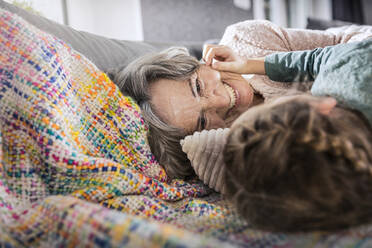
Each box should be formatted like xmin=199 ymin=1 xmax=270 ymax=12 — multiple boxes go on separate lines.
xmin=188 ymin=79 xmax=196 ymax=97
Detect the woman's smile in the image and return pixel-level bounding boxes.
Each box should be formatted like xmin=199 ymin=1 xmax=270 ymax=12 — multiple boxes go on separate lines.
xmin=223 ymin=83 xmax=237 ymax=109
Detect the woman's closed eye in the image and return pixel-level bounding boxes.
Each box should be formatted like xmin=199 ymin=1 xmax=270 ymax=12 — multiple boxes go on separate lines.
xmin=189 ymin=74 xmax=204 ymax=98
xmin=193 ymin=75 xmax=204 ymax=98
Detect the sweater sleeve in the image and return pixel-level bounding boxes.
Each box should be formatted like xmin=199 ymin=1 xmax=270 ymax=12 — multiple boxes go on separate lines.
xmin=265 ymin=40 xmax=372 ymax=125
xmin=264 ymin=44 xmax=344 ymax=82
xmin=219 ymin=20 xmax=372 ymax=59
xmin=326 ymin=25 xmax=372 ymax=44
xmin=219 ymin=20 xmax=339 ymax=58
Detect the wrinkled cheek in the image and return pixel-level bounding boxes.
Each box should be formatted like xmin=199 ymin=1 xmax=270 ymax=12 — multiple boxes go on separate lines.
xmin=169 ymin=94 xmax=198 ymax=118
xmin=168 ymin=96 xmax=183 ymax=118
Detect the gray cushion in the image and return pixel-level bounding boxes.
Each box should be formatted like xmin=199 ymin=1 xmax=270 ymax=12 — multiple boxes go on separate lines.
xmin=0 ymin=0 xmax=202 ymax=73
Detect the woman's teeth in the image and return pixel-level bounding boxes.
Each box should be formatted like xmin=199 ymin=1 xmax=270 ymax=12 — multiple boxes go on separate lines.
xmin=223 ymin=83 xmax=237 ymax=109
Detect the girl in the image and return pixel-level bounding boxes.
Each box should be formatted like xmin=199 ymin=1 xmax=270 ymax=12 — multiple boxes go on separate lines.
xmin=219 ymin=40 xmax=372 ymax=231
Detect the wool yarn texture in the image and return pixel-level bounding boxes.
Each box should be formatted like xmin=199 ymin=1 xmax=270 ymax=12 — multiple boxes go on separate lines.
xmin=2 ymin=8 xmax=372 ymax=248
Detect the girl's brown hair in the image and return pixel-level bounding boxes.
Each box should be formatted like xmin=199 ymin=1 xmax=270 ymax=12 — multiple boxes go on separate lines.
xmin=224 ymin=99 xmax=372 ymax=232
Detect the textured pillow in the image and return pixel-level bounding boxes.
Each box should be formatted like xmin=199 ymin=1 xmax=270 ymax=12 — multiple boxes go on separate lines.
xmin=181 ymin=128 xmax=230 ymax=193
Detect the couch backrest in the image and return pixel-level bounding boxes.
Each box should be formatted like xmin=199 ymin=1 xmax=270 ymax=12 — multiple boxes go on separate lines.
xmin=0 ymin=0 xmax=161 ymax=73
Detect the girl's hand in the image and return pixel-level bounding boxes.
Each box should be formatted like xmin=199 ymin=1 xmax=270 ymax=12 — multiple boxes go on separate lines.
xmin=203 ymin=44 xmax=246 ymax=73
xmin=202 ymin=44 xmax=266 ymax=75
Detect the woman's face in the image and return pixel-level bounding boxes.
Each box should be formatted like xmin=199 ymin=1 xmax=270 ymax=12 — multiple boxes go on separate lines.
xmin=149 ymin=65 xmax=255 ymax=134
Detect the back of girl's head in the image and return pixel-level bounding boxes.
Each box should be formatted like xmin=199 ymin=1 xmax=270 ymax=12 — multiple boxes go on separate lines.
xmin=111 ymin=47 xmax=200 ymax=179
xmin=223 ymin=97 xmax=372 ymax=232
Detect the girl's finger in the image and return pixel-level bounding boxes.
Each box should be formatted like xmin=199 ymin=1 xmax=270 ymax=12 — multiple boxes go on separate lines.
xmin=205 ymin=46 xmax=232 ymax=66
xmin=212 ymin=60 xmax=238 ymax=72
xmin=202 ymin=44 xmax=219 ymax=63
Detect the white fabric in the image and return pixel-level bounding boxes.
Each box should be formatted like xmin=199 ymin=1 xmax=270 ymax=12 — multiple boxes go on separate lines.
xmin=181 ymin=128 xmax=230 ymax=193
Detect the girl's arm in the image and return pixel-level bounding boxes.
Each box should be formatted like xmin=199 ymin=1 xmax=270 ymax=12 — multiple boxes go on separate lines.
xmin=264 ymin=41 xmax=365 ymax=83
xmin=204 ymin=42 xmax=363 ymax=84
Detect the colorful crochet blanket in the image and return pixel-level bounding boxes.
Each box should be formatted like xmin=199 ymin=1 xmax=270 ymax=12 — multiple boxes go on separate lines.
xmin=1 ymin=8 xmax=372 ymax=247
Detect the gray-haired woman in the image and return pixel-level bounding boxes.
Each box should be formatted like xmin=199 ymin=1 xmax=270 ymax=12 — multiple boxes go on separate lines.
xmin=112 ymin=47 xmax=259 ymax=179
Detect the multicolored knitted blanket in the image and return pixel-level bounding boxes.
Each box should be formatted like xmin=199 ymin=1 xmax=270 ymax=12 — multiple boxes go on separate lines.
xmin=1 ymin=8 xmax=372 ymax=248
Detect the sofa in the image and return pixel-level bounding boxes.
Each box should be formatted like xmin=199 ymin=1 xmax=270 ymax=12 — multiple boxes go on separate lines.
xmin=2 ymin=1 xmax=372 ymax=247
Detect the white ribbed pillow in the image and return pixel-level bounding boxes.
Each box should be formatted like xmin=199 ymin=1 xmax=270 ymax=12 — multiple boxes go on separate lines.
xmin=181 ymin=128 xmax=230 ymax=193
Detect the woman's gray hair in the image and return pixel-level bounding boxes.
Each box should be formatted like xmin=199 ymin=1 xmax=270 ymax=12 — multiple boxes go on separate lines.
xmin=110 ymin=47 xmax=200 ymax=179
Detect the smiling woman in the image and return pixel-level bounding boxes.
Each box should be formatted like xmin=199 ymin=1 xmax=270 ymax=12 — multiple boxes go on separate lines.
xmin=112 ymin=47 xmax=263 ymax=179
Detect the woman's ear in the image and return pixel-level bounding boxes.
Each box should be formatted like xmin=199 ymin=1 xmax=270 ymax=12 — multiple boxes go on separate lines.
xmin=311 ymin=97 xmax=337 ymax=115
